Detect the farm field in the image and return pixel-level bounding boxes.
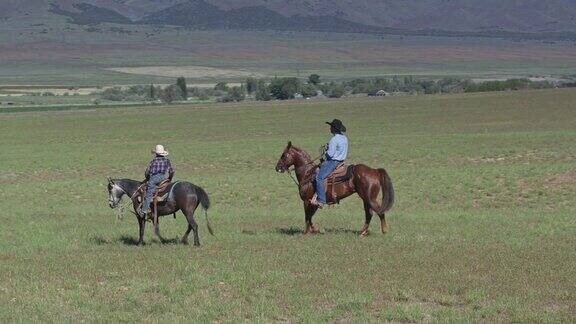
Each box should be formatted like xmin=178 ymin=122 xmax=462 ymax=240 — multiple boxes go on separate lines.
xmin=2 ymin=25 xmax=576 ymax=86
xmin=0 ymin=89 xmax=575 ymax=322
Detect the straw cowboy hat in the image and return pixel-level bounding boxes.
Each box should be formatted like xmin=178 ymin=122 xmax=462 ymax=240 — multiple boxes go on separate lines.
xmin=152 ymin=144 xmax=169 ymax=156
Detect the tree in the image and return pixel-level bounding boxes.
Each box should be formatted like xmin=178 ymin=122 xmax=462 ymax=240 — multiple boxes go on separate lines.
xmin=176 ymin=77 xmax=188 ymax=99
xmin=198 ymin=92 xmax=210 ymax=101
xmin=257 ymin=79 xmax=267 ymax=92
xmin=245 ymin=78 xmax=258 ymax=94
xmin=214 ymin=82 xmax=228 ymax=91
xmin=327 ymin=84 xmax=345 ymax=98
xmin=149 ymin=84 xmax=156 ymax=99
xmin=269 ymin=77 xmax=303 ymax=100
xmin=100 ymin=87 xmax=125 ymax=101
xmin=255 ymin=83 xmax=271 ymax=101
xmin=160 ymin=84 xmax=183 ymax=103
xmin=301 ymin=84 xmax=316 ymax=98
xmin=308 ymin=74 xmax=321 ymax=85
xmin=221 ymin=86 xmax=245 ymax=102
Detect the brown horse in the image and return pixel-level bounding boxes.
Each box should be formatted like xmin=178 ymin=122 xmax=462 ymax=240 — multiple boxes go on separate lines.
xmin=275 ymin=142 xmax=394 ymax=236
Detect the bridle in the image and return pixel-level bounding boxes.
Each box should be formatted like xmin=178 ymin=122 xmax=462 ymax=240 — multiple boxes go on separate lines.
xmin=286 ymin=168 xmax=300 ymax=187
xmin=108 ymin=181 xmax=138 ymax=220
xmin=279 ymin=147 xmax=325 ymax=189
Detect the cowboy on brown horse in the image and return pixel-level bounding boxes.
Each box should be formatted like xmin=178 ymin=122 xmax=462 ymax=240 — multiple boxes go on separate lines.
xmin=311 ymin=119 xmax=348 ymax=207
xmin=275 ymin=132 xmax=394 ymax=236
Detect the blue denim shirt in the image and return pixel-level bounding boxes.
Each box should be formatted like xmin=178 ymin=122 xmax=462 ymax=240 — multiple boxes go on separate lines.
xmin=326 ymin=134 xmax=348 ymax=161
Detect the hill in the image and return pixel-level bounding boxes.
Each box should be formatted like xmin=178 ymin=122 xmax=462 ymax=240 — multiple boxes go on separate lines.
xmin=4 ymin=0 xmax=576 ymax=36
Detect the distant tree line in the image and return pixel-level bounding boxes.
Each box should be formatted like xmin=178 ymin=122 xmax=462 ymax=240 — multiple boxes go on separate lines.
xmin=343 ymin=77 xmax=554 ymax=95
xmin=97 ymin=75 xmax=556 ymax=104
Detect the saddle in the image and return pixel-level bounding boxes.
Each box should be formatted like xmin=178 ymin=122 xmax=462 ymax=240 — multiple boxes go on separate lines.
xmin=134 ymin=179 xmax=176 ymax=222
xmin=320 ymin=163 xmax=355 ymax=204
xmin=135 ymin=179 xmax=172 ymax=204
xmin=153 ymin=179 xmax=172 ymax=202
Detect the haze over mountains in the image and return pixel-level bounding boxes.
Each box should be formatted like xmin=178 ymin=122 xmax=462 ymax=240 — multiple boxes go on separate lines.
xmin=2 ymin=0 xmax=576 ymax=36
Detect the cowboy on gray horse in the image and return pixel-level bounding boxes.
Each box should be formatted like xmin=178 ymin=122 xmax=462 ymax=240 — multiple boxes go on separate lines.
xmin=311 ymin=119 xmax=348 ymax=207
xmin=138 ymin=144 xmax=174 ymax=218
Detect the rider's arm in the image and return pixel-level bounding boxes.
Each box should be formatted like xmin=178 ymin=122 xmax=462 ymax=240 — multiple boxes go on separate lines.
xmin=167 ymin=159 xmax=175 ymax=180
xmin=326 ymin=137 xmax=338 ymax=160
xmin=144 ymin=159 xmax=153 ymax=180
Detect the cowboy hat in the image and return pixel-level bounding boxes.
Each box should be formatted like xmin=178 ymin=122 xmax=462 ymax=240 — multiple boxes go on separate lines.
xmin=326 ymin=119 xmax=346 ymax=132
xmin=152 ymin=144 xmax=169 ymax=156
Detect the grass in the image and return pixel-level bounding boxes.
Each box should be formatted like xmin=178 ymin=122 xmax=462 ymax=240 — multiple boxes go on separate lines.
xmin=0 ymin=89 xmax=575 ymax=321
xmin=0 ymin=100 xmax=171 ymax=113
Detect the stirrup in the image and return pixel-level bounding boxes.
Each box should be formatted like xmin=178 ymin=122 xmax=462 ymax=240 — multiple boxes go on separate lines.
xmin=309 ymin=194 xmax=323 ymax=208
xmin=138 ymin=208 xmax=150 ymax=219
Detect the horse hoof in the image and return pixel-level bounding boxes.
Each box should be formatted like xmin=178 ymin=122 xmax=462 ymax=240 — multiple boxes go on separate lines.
xmin=360 ymin=231 xmax=369 ymax=237
xmin=181 ymin=240 xmax=189 ymax=245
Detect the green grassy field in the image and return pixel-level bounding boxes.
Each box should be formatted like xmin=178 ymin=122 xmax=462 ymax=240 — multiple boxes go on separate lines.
xmin=0 ymin=89 xmax=575 ymax=322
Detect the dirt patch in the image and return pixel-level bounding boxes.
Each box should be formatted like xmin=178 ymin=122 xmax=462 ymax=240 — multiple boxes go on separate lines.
xmin=7 ymin=88 xmax=99 ymax=96
xmin=545 ymin=169 xmax=576 ymax=189
xmin=107 ymin=66 xmax=263 ymax=79
xmin=0 ymin=86 xmax=101 ymax=96
xmin=468 ymin=150 xmax=561 ymax=164
xmin=0 ymin=93 xmax=25 ymax=97
xmin=0 ymin=173 xmax=18 ymax=184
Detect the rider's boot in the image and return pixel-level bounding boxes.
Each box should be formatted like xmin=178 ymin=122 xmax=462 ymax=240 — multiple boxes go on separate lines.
xmin=310 ymin=194 xmax=323 ymax=209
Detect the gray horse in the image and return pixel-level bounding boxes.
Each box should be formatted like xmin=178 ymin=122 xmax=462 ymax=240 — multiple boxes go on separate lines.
xmin=107 ymin=178 xmax=213 ymax=246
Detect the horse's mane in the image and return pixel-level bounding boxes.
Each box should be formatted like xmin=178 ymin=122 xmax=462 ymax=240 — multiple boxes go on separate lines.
xmin=116 ymin=178 xmax=142 ymax=184
xmin=290 ymin=145 xmax=313 ymax=162
xmin=114 ymin=178 xmax=142 ymax=193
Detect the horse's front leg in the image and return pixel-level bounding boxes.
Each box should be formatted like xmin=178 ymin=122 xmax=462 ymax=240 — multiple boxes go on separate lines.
xmin=152 ymin=206 xmax=166 ymax=243
xmin=304 ymin=201 xmax=319 ymax=234
xmin=137 ymin=215 xmax=146 ymax=245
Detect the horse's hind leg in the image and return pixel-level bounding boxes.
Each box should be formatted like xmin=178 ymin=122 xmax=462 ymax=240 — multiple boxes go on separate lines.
xmin=360 ymin=200 xmax=373 ymax=237
xmin=181 ymin=223 xmax=193 ymax=245
xmin=153 ymin=215 xmax=166 ymax=243
xmin=378 ymin=213 xmax=388 ymax=234
xmin=182 ymin=202 xmax=200 ymax=246
xmin=365 ymin=184 xmax=387 ymax=235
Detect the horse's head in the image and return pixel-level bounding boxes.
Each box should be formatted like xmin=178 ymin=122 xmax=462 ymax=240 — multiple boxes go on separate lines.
xmin=107 ymin=177 xmax=125 ymax=208
xmin=276 ymin=141 xmax=296 ymax=173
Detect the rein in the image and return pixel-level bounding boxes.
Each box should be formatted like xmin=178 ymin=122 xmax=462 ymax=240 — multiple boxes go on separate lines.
xmin=116 ymin=198 xmax=132 ymax=221
xmin=112 ymin=182 xmax=141 ymax=221
xmin=287 ymin=168 xmax=300 ymax=187
xmin=131 ymin=183 xmax=146 ymax=199
xmin=285 ymin=150 xmax=324 ymax=189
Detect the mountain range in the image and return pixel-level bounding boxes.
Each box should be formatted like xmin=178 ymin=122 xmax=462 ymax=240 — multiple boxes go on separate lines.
xmin=3 ymin=0 xmax=576 ymax=35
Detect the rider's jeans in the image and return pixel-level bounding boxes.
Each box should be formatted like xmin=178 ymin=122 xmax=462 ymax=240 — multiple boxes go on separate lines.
xmin=142 ymin=173 xmax=168 ymax=212
xmin=315 ymin=160 xmax=340 ymax=203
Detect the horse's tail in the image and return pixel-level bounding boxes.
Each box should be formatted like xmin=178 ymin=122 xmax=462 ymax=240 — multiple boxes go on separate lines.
xmin=196 ymin=186 xmax=214 ymax=236
xmin=378 ymin=168 xmax=394 ymax=213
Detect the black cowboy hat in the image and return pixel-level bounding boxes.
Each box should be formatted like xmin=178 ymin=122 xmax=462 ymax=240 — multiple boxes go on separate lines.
xmin=326 ymin=119 xmax=346 ymax=132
